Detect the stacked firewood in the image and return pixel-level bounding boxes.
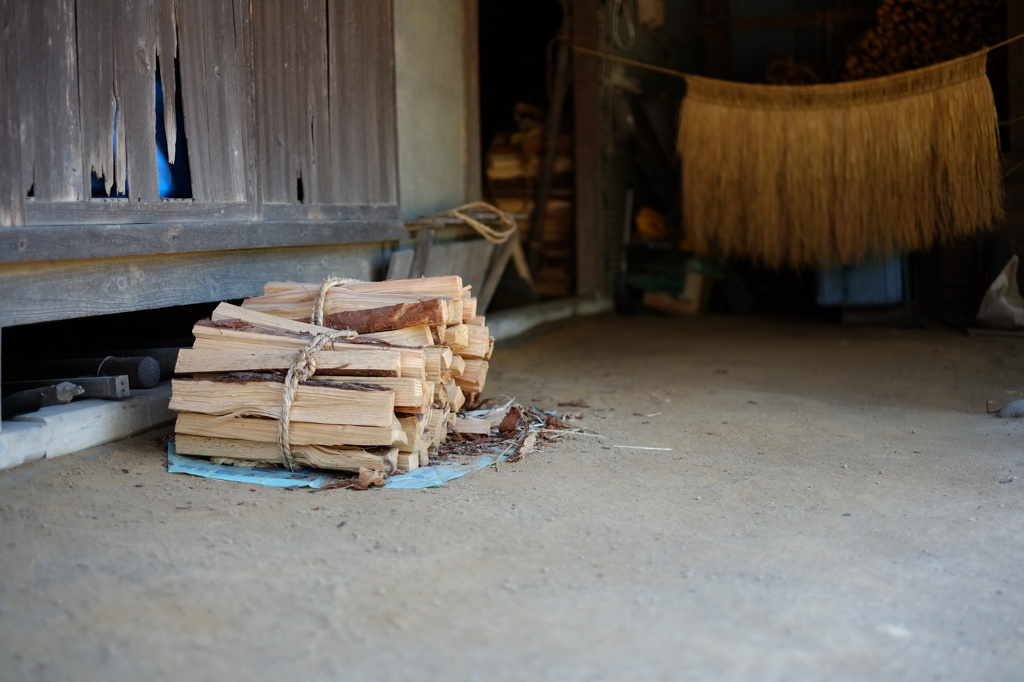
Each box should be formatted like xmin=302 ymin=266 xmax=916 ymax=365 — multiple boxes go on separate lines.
xmin=170 ymin=276 xmax=493 ymax=475
xmin=842 ymin=0 xmax=1004 ymax=80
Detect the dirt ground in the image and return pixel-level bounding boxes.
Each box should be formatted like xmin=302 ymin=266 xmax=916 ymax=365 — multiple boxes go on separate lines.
xmin=1 ymin=312 xmax=1023 ymax=681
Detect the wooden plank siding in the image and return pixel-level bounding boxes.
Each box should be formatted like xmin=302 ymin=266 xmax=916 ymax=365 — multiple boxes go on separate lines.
xmin=177 ymin=0 xmax=252 ymax=203
xmin=76 ymin=1 xmax=118 ymax=199
xmin=114 ymin=0 xmax=161 ymax=202
xmin=0 ymin=0 xmax=403 ymax=254
xmin=0 ymin=0 xmax=24 ymax=227
xmin=329 ymin=0 xmax=399 ymax=206
xmin=16 ymin=0 xmax=83 ymax=204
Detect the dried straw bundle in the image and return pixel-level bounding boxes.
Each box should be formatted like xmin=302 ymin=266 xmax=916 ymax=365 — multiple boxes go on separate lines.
xmin=678 ymin=50 xmax=1003 ymax=268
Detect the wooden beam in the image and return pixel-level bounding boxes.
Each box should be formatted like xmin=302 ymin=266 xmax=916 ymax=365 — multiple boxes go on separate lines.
xmin=1010 ymin=3 xmax=1024 ymax=154
xmin=572 ymin=0 xmax=604 ymax=296
xmin=528 ymin=30 xmax=571 ymax=275
xmin=0 ymin=219 xmax=405 ymax=263
xmin=0 ymin=242 xmax=381 ymax=327
xmin=462 ymin=0 xmax=482 ymax=203
xmin=408 ymin=227 xmax=434 ymax=278
xmin=22 ymin=201 xmax=398 ymax=226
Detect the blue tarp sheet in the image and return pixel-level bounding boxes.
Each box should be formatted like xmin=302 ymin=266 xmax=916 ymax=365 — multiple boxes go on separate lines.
xmin=166 ymin=443 xmax=505 ymax=490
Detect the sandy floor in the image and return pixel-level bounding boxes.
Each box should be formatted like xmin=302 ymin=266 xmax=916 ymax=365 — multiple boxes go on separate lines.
xmin=1 ymin=312 xmax=1023 ymax=681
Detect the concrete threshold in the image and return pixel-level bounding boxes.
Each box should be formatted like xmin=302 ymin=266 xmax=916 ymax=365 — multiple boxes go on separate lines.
xmin=487 ymin=295 xmax=611 ymax=341
xmin=0 ymin=295 xmax=611 ymax=471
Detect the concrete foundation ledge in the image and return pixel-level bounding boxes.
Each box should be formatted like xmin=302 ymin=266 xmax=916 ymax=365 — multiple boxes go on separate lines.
xmin=0 ymin=385 xmax=174 ymax=471
xmin=487 ymin=295 xmax=611 ymax=341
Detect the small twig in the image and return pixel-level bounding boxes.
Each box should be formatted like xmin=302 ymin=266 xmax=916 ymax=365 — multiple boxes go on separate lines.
xmin=533 ymin=428 xmax=603 ymax=437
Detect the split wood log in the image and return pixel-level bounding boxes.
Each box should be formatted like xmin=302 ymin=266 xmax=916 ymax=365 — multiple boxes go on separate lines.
xmin=169 ymin=377 xmax=396 ymax=427
xmin=446 ymin=324 xmax=493 ymax=359
xmin=320 ymin=298 xmax=447 ymax=334
xmin=424 ymin=346 xmax=454 ymax=381
xmin=462 ymin=297 xmax=478 ymax=322
xmin=175 ymin=346 xmax=402 ymax=377
xmin=315 ymin=377 xmax=432 ymax=412
xmin=455 ymin=359 xmax=489 ymax=394
xmin=175 ymin=413 xmax=407 ymax=448
xmin=395 ymin=452 xmax=420 ymax=472
xmin=190 ymin=329 xmax=427 ymax=381
xmin=396 ymin=413 xmax=428 ymax=453
xmin=263 ymin=275 xmax=466 ymax=299
xmin=443 ymin=324 xmax=470 ymax=349
xmin=247 ymin=279 xmax=466 ymax=326
xmin=175 ymin=433 xmax=398 ymax=474
xmin=450 ymin=355 xmax=466 ymax=378
xmin=359 ymin=325 xmax=435 ymax=347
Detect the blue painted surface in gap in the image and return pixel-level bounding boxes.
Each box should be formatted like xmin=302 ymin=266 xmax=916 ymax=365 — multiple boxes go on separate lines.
xmin=817 ymin=253 xmax=904 ymax=307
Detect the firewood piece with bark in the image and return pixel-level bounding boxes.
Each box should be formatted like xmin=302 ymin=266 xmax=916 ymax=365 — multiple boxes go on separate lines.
xmin=320 ymin=298 xmax=446 ymax=334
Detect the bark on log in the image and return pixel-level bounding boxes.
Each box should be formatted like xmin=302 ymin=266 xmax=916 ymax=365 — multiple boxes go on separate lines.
xmin=320 ymin=298 xmax=446 ymax=334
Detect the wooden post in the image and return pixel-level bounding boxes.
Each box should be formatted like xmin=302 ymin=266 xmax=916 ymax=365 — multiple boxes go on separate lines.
xmin=409 ymin=227 xmax=434 ymax=278
xmin=528 ymin=26 xmax=571 ymax=275
xmin=462 ymin=0 xmax=482 ymax=203
xmin=1009 ymin=3 xmax=1024 ymax=153
xmin=573 ymin=0 xmax=604 ymax=297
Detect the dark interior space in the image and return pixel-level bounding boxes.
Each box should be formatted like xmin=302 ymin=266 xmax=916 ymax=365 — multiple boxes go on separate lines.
xmin=1 ymin=302 xmax=223 ymax=403
xmin=477 ymin=1 xmax=565 ymax=153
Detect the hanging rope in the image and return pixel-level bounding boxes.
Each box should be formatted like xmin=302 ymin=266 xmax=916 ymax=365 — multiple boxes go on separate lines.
xmin=558 ymin=33 xmax=1024 ymax=127
xmin=419 ymin=201 xmax=519 ymax=245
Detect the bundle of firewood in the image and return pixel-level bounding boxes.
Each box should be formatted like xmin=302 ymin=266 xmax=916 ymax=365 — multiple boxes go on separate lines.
xmin=842 ymin=0 xmax=1004 ymax=80
xmin=169 ymin=276 xmax=493 ymax=475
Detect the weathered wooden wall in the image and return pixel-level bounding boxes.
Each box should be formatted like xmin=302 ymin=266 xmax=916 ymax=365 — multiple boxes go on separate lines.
xmin=0 ymin=0 xmax=403 ymax=248
xmin=0 ymin=0 xmax=405 ymax=328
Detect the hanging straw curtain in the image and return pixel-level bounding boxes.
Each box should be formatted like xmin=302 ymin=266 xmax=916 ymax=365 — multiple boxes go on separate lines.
xmin=677 ymin=49 xmax=1004 ymax=269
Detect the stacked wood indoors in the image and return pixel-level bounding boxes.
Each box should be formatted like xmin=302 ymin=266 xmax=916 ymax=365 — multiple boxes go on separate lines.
xmin=170 ymin=276 xmax=494 ymax=476
xmin=842 ymin=0 xmax=1005 ymax=80
xmin=486 ymin=123 xmax=576 ymax=299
